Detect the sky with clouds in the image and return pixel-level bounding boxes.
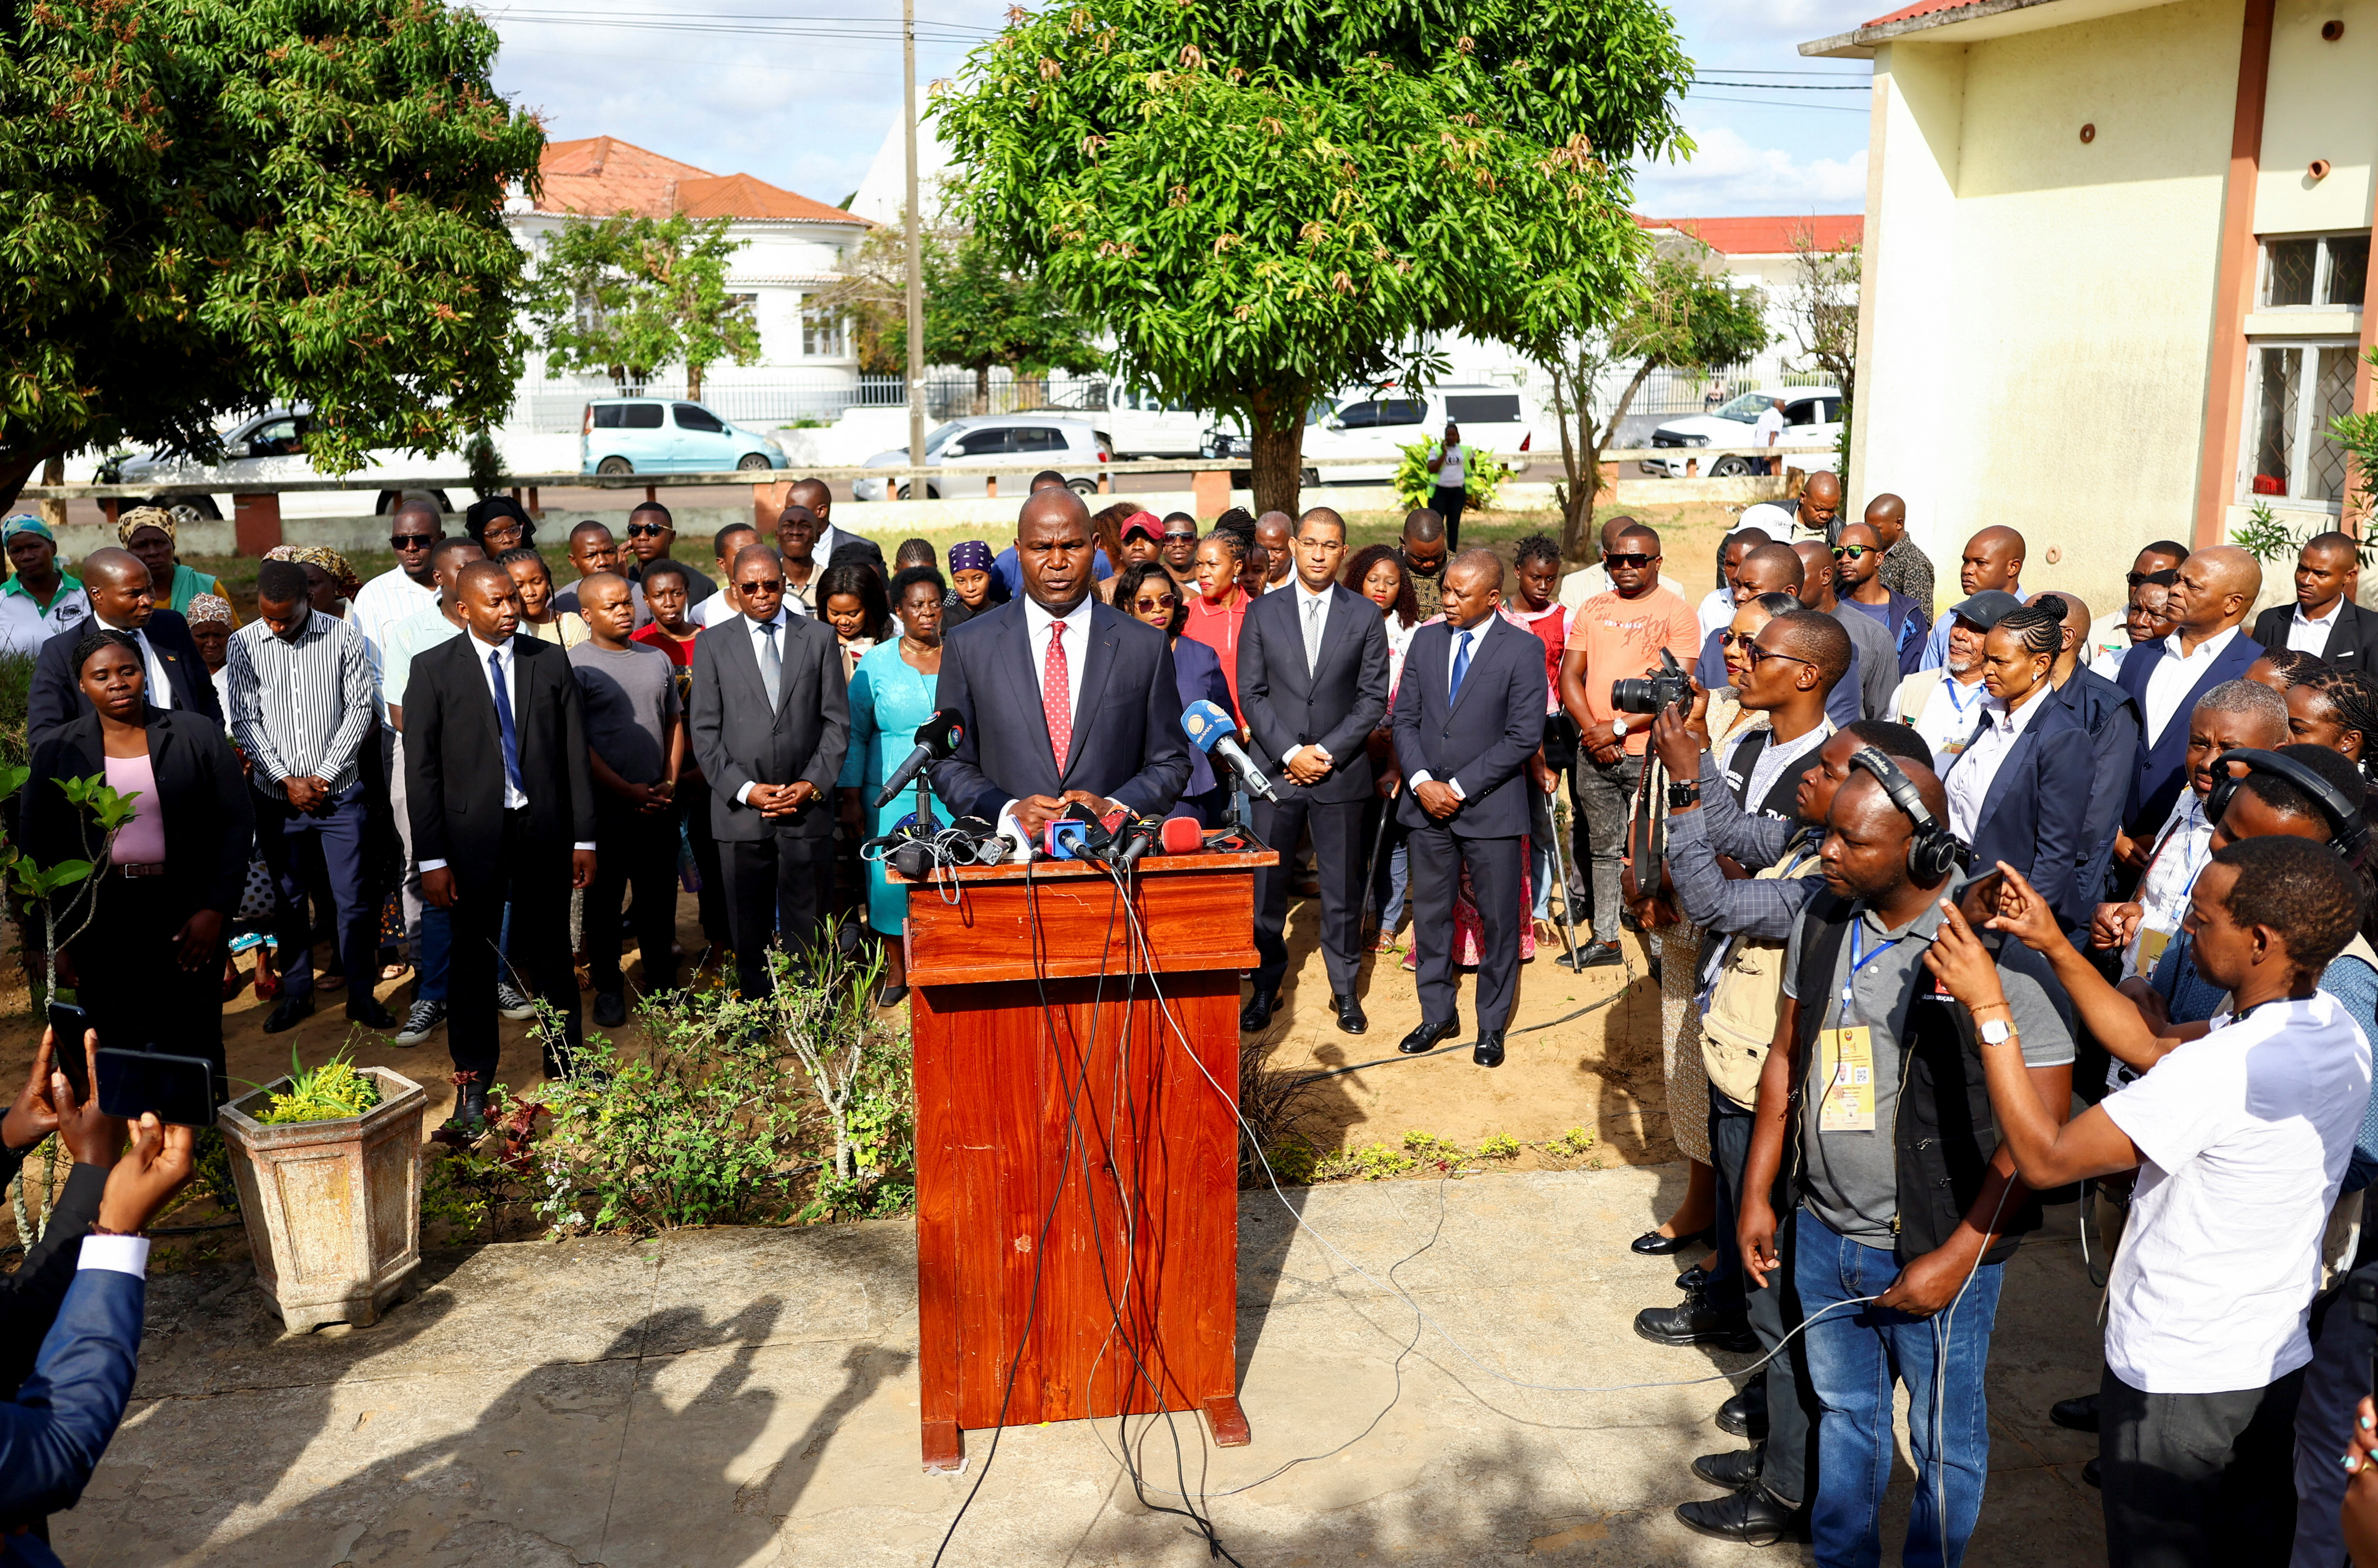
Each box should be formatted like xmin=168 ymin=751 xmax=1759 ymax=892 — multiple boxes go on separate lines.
xmin=484 ymin=0 xmax=1884 ymax=222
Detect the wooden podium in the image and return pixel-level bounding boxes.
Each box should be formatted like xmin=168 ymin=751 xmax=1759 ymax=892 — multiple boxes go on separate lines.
xmin=900 ymin=850 xmax=1272 ymax=1472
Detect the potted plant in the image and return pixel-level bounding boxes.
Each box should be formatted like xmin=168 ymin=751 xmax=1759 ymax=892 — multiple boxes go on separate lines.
xmin=219 ymin=1046 xmax=429 ymax=1331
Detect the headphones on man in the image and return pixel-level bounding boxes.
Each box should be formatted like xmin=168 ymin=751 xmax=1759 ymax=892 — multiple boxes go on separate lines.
xmin=1846 ymin=745 xmax=1966 ymax=880
xmin=2204 ymin=748 xmax=2369 ymax=856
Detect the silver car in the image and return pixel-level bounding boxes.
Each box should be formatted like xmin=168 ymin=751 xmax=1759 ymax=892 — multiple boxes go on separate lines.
xmin=851 ymin=415 xmax=1112 ymax=501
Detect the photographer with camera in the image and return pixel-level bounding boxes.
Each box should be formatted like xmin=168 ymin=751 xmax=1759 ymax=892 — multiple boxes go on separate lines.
xmin=1555 ymin=522 xmax=1701 ymax=968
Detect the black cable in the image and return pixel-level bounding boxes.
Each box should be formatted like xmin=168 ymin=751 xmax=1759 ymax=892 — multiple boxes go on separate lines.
xmin=1288 ymin=984 xmax=1632 ymax=1084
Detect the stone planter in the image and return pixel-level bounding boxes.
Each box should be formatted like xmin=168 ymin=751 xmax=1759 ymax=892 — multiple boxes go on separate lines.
xmin=218 ymin=1067 xmax=428 ymax=1331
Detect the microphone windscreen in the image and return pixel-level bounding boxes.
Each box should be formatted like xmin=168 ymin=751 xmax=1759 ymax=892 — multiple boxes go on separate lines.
xmin=1180 ymin=699 xmax=1233 ymax=754
xmin=1159 ymin=815 xmax=1206 ymax=855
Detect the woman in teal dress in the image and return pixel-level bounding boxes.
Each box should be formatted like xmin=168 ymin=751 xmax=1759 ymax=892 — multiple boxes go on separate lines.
xmin=837 ymin=565 xmax=946 ymax=1003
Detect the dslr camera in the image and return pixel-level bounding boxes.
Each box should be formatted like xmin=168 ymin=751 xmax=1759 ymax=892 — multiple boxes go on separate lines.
xmin=1611 ymin=648 xmax=1691 ymax=716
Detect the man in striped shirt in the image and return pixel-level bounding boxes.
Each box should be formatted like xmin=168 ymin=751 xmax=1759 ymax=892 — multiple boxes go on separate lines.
xmin=227 ymin=559 xmax=392 ymax=1033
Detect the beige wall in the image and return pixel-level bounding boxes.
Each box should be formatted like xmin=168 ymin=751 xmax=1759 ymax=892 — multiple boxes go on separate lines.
xmin=1852 ymin=0 xmax=2243 ymax=620
xmin=2253 ymin=0 xmax=2378 ymax=235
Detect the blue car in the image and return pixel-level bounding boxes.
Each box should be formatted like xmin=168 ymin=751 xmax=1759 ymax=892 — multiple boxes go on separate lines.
xmin=580 ymin=397 xmax=787 ymax=475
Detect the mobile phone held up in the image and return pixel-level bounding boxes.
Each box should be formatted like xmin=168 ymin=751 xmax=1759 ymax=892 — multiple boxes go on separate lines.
xmin=96 ymin=1048 xmax=219 ymax=1129
xmin=45 ymin=1002 xmax=92 ymax=1104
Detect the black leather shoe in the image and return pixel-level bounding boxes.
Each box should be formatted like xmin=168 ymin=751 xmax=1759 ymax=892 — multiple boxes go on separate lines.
xmin=1675 ymin=1487 xmax=1803 ymax=1546
xmin=1675 ymin=1263 xmax=1710 ymax=1291
xmin=1692 ymin=1444 xmax=1764 ymax=1491
xmin=593 ymin=991 xmax=628 ymax=1028
xmin=263 ymin=993 xmax=315 ymax=1034
xmin=1471 ymin=1030 xmax=1505 ymax=1068
xmin=347 ymin=997 xmax=397 ymax=1030
xmin=1632 ymin=1225 xmax=1714 ymax=1256
xmin=1717 ymin=1383 xmax=1770 ymax=1440
xmin=2050 ymin=1392 xmax=2100 ymax=1434
xmin=1567 ymin=939 xmax=1621 ymax=969
xmin=1634 ymin=1288 xmax=1759 ymax=1351
xmin=1332 ymin=994 xmax=1367 ymax=1034
xmin=1398 ymin=1017 xmax=1460 ymax=1055
xmin=1240 ymin=992 xmax=1280 ymax=1033
xmin=2082 ymin=1456 xmax=2101 ymax=1489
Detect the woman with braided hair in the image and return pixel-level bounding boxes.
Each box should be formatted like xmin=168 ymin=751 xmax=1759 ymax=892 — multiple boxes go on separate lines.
xmin=1943 ymin=598 xmax=2098 ymax=927
xmin=2286 ymin=665 xmax=2378 ymax=849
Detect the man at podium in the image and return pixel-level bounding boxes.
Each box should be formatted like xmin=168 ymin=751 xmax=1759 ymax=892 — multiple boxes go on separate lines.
xmin=933 ymin=488 xmax=1192 ymax=852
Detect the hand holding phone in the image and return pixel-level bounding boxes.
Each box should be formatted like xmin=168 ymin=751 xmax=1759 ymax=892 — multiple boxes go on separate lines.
xmin=95 ymin=1113 xmax=195 ymax=1236
xmin=46 ymin=1003 xmax=91 ymax=1102
xmin=97 ymin=1048 xmax=217 ymax=1130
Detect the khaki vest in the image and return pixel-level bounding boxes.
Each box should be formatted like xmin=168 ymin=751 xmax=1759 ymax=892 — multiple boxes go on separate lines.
xmin=1700 ymin=838 xmax=1821 ymax=1110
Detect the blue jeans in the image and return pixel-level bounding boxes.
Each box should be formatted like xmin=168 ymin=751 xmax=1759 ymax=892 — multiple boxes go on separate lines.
xmin=1795 ymin=1207 xmax=2004 ymax=1568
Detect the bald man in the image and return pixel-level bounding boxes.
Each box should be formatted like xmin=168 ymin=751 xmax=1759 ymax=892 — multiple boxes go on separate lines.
xmin=1862 ymin=493 xmax=1934 ymax=612
xmin=1557 ymin=513 xmax=1675 ymax=611
xmin=786 ymin=476 xmax=887 ymax=580
xmin=1918 ymin=526 xmax=2026 ymax=671
xmin=2112 ymin=543 xmax=2266 ymax=837
xmin=1737 ymin=470 xmax=1844 ymax=548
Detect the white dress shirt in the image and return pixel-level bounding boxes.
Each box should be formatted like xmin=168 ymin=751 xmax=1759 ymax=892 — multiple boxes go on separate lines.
xmin=1282 ymin=580 xmax=1335 ymax=771
xmin=418 ymin=632 xmax=595 ymax=871
xmin=1945 ymin=682 xmax=2052 ymax=840
xmin=1911 ymin=670 xmax=1989 ymax=764
xmin=730 ymin=608 xmax=795 ymax=806
xmin=2287 ymin=598 xmax=2343 ymax=656
xmin=351 ymin=565 xmax=438 ymax=655
xmin=2141 ymin=624 xmax=2243 ymax=746
xmin=1407 ymin=616 xmax=1501 ymax=799
xmin=99 ymin=615 xmax=176 ymax=709
xmin=995 ymin=595 xmax=1100 ymax=855
xmin=1696 ymin=586 xmax=1737 ymax=645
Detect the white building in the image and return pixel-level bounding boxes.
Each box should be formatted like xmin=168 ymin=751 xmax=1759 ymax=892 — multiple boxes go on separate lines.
xmin=505 ymin=137 xmax=874 ymax=431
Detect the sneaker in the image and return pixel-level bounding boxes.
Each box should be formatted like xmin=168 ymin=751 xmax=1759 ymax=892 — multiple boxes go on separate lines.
xmin=392 ymin=1000 xmax=446 ymax=1047
xmin=495 ymin=981 xmax=538 ymax=1021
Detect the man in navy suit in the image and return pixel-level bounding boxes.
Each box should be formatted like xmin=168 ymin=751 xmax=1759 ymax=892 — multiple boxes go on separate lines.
xmin=933 ymin=488 xmax=1191 ymax=850
xmin=1391 ymin=550 xmax=1547 ymax=1067
xmin=2250 ymin=530 xmax=2378 ymax=674
xmin=2113 ymin=544 xmax=2264 ymax=849
xmin=1237 ymin=507 xmax=1390 ymax=1035
xmin=1941 ymin=601 xmax=2098 ymax=929
xmin=24 ymin=549 xmax=218 ymax=744
xmin=2031 ymin=589 xmax=2141 ymax=927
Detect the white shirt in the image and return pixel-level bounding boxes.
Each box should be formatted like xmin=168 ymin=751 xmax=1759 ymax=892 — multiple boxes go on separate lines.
xmin=2142 ymin=624 xmax=2244 ymax=746
xmin=1407 ymin=616 xmax=1505 ymax=798
xmin=2101 ymin=992 xmax=2371 ymax=1393
xmin=730 ymin=610 xmax=795 ymax=808
xmin=1743 ymin=721 xmax=1828 ymax=815
xmin=994 ymin=595 xmax=1099 ymax=855
xmin=2089 ymin=646 xmax=2131 ymax=682
xmin=1943 ymin=683 xmax=2051 ymax=840
xmin=1283 ymin=580 xmax=1336 ymax=770
xmin=1752 ymin=406 xmax=1785 ymax=449
xmin=98 ymin=614 xmax=176 ymax=710
xmin=2122 ymin=792 xmax=2213 ymax=986
xmin=351 ymin=565 xmax=438 ymax=655
xmin=41 ymin=586 xmax=91 ymax=642
xmin=0 ymin=591 xmax=48 ymax=657
xmin=1695 ymin=587 xmax=1737 ymax=645
xmin=1429 ymin=442 xmax=1467 ymax=489
xmin=1909 ymin=669 xmax=1988 ymax=765
xmin=2288 ymin=598 xmax=2344 ymax=656
xmin=418 ymin=632 xmax=596 ymax=870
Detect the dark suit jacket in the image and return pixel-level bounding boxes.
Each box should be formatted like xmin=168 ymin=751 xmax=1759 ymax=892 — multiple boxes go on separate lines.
xmin=1390 ymin=616 xmax=1546 ymax=838
xmin=818 ymin=524 xmax=887 ymax=581
xmin=0 ymin=1159 xmax=102 ymax=1406
xmin=687 ymin=610 xmax=849 ymax=842
xmin=1171 ymin=636 xmax=1232 ymax=798
xmin=2052 ymin=667 xmax=2141 ymax=921
xmin=0 ymin=1265 xmax=144 ymax=1529
xmin=2113 ymin=627 xmax=2263 ymax=834
xmin=26 ymin=610 xmax=219 ymax=745
xmin=931 ymin=597 xmax=1191 ymax=822
xmin=22 ymin=708 xmax=253 ymax=917
xmin=1944 ymin=694 xmax=2098 ymax=929
xmin=402 ymin=633 xmax=598 ymax=870
xmin=2252 ymin=598 xmax=2378 ymax=675
xmin=1236 ymin=583 xmax=1390 ymax=806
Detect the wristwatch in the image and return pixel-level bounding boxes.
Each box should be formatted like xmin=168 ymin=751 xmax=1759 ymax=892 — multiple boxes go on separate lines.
xmin=1976 ymin=1018 xmax=2014 ymax=1045
xmin=1666 ymin=780 xmax=1701 ymax=810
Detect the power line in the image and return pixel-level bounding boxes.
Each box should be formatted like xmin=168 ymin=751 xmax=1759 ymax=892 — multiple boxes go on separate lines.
xmin=1685 ymin=92 xmax=1871 ymax=114
xmin=1697 ymin=79 xmax=1870 ymax=90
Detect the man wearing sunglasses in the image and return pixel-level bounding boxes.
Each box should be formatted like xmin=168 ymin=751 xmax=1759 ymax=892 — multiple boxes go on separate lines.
xmin=619 ymin=500 xmax=716 ymax=609
xmin=352 ymin=497 xmax=445 ymax=660
xmin=1831 ymin=521 xmax=1929 ymax=677
xmin=1793 ymin=540 xmax=1898 ymax=724
xmin=2088 ymin=542 xmax=2189 ymax=669
xmin=1158 ymin=512 xmax=1200 ymax=588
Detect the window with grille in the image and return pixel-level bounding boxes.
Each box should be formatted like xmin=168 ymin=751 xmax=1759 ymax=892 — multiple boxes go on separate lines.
xmin=2260 ymin=233 xmax=2370 ymax=310
xmin=2247 ymin=342 xmax=2358 ymax=505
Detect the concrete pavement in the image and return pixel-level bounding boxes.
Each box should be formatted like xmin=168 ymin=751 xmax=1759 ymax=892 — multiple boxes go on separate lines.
xmin=61 ymin=1165 xmax=2108 ymax=1566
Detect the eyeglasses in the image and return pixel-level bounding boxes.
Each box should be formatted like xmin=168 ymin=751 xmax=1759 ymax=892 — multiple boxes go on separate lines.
xmin=1603 ymin=553 xmax=1654 ymax=569
xmin=1831 ymin=545 xmax=1875 ymax=560
xmin=1133 ymin=593 xmax=1179 ymax=612
xmin=1163 ymin=530 xmax=1198 ymax=543
xmin=1745 ymin=642 xmax=1815 ymax=671
xmin=1717 ymin=629 xmax=1761 ymax=648
xmin=625 ymin=522 xmax=667 ymax=538
xmin=390 ymin=533 xmax=436 ymax=549
xmin=742 ymin=578 xmax=785 ymax=594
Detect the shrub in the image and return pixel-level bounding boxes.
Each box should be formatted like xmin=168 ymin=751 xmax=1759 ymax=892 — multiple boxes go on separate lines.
xmin=253 ymin=1044 xmax=381 ymax=1124
xmin=1394 ymin=438 xmax=1511 ymax=514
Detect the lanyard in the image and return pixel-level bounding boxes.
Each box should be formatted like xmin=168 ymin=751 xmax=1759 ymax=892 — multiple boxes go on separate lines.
xmin=1840 ymin=920 xmax=1905 ymax=1026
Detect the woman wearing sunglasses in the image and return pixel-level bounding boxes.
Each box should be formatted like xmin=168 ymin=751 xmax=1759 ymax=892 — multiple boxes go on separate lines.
xmin=1116 ymin=559 xmax=1234 ymax=824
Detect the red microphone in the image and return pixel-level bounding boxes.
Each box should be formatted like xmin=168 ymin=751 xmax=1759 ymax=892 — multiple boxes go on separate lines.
xmin=1159 ymin=815 xmax=1207 ymax=856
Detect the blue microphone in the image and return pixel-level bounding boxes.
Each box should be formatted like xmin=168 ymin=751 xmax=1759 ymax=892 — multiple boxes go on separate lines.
xmin=1181 ymin=698 xmax=1278 ymax=803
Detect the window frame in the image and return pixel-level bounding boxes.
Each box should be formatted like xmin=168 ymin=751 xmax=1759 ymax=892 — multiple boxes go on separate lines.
xmin=2257 ymin=231 xmax=2372 ymax=312
xmin=2237 ymin=336 xmax=2359 ymax=510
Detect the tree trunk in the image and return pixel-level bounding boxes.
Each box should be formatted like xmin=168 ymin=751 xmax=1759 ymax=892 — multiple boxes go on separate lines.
xmin=36 ymin=455 xmax=65 ymax=531
xmin=686 ymin=360 xmax=705 ymax=402
xmin=1247 ymin=383 xmax=1308 ymax=518
xmin=972 ymin=364 xmax=990 ymax=417
xmin=1548 ymin=364 xmax=1596 ymax=562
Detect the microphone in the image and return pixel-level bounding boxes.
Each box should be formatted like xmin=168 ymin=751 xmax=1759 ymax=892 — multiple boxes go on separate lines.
xmin=1043 ymin=803 xmax=1120 ymax=862
xmin=1115 ymin=815 xmax=1162 ymax=868
xmin=876 ymin=708 xmax=966 ymax=809
xmin=1158 ymin=815 xmax=1207 ymax=856
xmin=1180 ymin=699 xmax=1278 ymax=803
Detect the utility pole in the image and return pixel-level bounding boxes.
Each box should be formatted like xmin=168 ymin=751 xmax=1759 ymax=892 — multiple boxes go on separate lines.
xmin=902 ymin=0 xmax=927 ymax=496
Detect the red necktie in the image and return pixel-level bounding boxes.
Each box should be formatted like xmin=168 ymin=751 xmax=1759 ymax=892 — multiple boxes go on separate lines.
xmin=1043 ymin=621 xmax=1071 ymax=770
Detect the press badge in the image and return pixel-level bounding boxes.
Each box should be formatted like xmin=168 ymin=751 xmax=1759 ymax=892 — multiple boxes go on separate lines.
xmin=2138 ymin=928 xmax=2173 ymax=978
xmin=1819 ymin=1025 xmax=1877 ymax=1132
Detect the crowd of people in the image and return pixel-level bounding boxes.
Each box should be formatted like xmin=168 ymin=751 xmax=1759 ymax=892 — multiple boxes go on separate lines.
xmin=10 ymin=468 xmax=2378 ymax=1567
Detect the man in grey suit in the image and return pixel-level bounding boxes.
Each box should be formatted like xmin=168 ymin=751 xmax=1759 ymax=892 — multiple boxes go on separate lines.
xmin=688 ymin=543 xmax=850 ymax=1000
xmin=1390 ymin=550 xmax=1548 ymax=1067
xmin=1237 ymin=507 xmax=1389 ymax=1035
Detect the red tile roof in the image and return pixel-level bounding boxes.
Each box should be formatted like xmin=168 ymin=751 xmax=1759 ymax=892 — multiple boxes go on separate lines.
xmin=534 ymin=137 xmax=863 ymax=225
xmin=1636 ymin=214 xmax=1864 ymax=254
xmin=1862 ymin=0 xmax=1987 ymax=25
